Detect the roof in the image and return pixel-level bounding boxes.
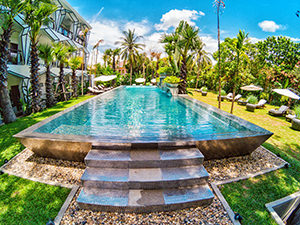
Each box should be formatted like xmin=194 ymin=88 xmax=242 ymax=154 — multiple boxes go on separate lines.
xmin=55 ymin=0 xmax=92 ymax=29
xmin=8 ymin=65 xmax=51 ymax=79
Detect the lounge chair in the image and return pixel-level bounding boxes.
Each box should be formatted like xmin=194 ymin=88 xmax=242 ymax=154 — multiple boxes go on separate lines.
xmin=227 ymin=94 xmax=242 ymax=102
xmin=88 ymin=87 xmax=104 ymax=95
xmin=286 ymin=114 xmax=296 ymax=122
xmin=254 ymin=99 xmax=267 ymax=109
xmin=268 ymin=105 xmax=289 ymax=117
xmin=238 ymin=99 xmax=248 ymax=106
xmin=220 ymin=93 xmax=232 ymax=101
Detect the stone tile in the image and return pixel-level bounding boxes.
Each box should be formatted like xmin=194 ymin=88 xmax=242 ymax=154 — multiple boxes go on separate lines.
xmin=86 ymin=150 xmax=130 ymax=161
xmin=129 ymin=168 xmax=162 ymax=182
xmin=130 ymin=149 xmax=160 ymax=161
xmin=82 ymin=167 xmax=129 ymax=182
xmin=159 ymin=148 xmax=203 ymax=160
xmin=128 ymin=189 xmax=164 ymax=206
xmin=161 ymin=165 xmax=208 ymax=181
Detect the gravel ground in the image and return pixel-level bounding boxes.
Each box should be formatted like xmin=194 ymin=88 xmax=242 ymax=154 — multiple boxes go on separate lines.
xmin=1 ymin=146 xmax=285 ymax=224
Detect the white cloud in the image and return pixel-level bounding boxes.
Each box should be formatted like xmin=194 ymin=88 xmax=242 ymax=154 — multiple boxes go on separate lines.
xmin=155 ymin=9 xmax=205 ymax=31
xmin=249 ymin=37 xmax=263 ymax=44
xmin=124 ymin=20 xmax=151 ymax=36
xmin=258 ymin=20 xmax=283 ymax=32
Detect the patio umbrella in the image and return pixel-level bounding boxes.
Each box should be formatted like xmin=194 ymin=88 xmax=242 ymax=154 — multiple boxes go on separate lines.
xmin=135 ymin=78 xmax=145 ymax=83
xmin=94 ymin=75 xmax=117 ymax=82
xmin=240 ymin=84 xmax=263 ymax=91
xmin=273 ymin=89 xmax=300 ymax=100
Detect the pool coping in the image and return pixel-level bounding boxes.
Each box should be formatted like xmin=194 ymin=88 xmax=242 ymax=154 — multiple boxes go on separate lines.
xmin=13 ymin=86 xmax=273 ymax=145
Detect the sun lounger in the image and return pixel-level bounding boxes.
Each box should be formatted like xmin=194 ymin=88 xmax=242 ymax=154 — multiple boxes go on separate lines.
xmin=286 ymin=114 xmax=296 ymax=122
xmin=268 ymin=105 xmax=289 ymax=117
xmin=227 ymin=94 xmax=242 ymax=101
xmin=238 ymin=99 xmax=248 ymax=105
xmin=254 ymin=99 xmax=267 ymax=109
xmin=88 ymin=87 xmax=104 ymax=95
xmin=220 ymin=93 xmax=232 ymax=101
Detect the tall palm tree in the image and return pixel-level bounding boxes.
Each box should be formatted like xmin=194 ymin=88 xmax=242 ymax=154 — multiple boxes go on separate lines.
xmin=24 ymin=0 xmax=56 ymax=113
xmin=155 ymin=52 xmax=162 ymax=76
xmin=230 ymin=30 xmax=249 ymax=114
xmin=0 ymin=0 xmax=27 ymax=123
xmin=52 ymin=42 xmax=76 ymax=101
xmin=112 ymin=48 xmax=121 ymax=72
xmin=69 ymin=56 xmax=82 ymax=97
xmin=176 ymin=21 xmax=200 ymax=94
xmin=38 ymin=44 xmax=55 ymax=107
xmin=104 ymin=49 xmax=112 ymax=67
xmin=116 ymin=29 xmax=145 ymax=85
xmin=79 ymin=27 xmax=90 ymax=95
xmin=194 ymin=40 xmax=212 ymax=88
xmin=214 ymin=0 xmax=225 ymax=109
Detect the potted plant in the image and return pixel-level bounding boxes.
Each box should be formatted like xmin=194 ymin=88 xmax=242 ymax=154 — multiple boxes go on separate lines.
xmin=201 ymin=86 xmax=208 ymax=96
xmin=291 ymin=105 xmax=300 ymax=131
xmin=246 ymin=95 xmax=258 ymax=112
xmin=164 ymin=76 xmax=182 ymax=88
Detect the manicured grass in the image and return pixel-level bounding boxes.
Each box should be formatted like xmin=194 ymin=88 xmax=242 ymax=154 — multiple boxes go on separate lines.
xmin=190 ymin=91 xmax=300 ymax=225
xmin=0 ymin=95 xmax=93 ymax=224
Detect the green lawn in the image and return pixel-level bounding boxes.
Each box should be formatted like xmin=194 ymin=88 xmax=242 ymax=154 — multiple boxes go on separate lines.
xmin=0 ymin=95 xmax=93 ymax=224
xmin=190 ymin=91 xmax=300 ymax=225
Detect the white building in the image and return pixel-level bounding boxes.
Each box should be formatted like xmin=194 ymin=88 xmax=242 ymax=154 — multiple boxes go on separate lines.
xmin=7 ymin=0 xmax=91 ymax=115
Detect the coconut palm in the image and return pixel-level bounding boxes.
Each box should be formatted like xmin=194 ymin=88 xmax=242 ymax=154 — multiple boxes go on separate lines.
xmin=0 ymin=0 xmax=27 ymax=123
xmin=230 ymin=30 xmax=249 ymax=114
xmin=112 ymin=48 xmax=121 ymax=72
xmin=116 ymin=29 xmax=145 ymax=85
xmin=79 ymin=27 xmax=90 ymax=95
xmin=214 ymin=0 xmax=225 ymax=109
xmin=38 ymin=44 xmax=56 ymax=107
xmin=154 ymin=52 xmax=162 ymax=76
xmin=104 ymin=49 xmax=112 ymax=67
xmin=69 ymin=56 xmax=82 ymax=97
xmin=53 ymin=42 xmax=76 ymax=101
xmin=176 ymin=21 xmax=200 ymax=94
xmin=24 ymin=0 xmax=56 ymax=113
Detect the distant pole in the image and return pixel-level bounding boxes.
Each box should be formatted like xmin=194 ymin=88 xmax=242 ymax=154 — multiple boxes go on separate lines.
xmin=215 ymin=0 xmax=225 ymax=109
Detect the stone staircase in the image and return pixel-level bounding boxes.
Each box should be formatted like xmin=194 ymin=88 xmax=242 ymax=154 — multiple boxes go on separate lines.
xmin=77 ymin=144 xmax=214 ymax=213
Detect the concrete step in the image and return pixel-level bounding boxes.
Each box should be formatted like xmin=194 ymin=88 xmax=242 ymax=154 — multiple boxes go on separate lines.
xmin=77 ymin=184 xmax=214 ymax=213
xmin=85 ymin=148 xmax=204 ymax=168
xmin=81 ymin=165 xmax=209 ymax=189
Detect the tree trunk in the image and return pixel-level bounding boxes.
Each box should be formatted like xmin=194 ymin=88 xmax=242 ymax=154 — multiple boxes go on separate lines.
xmin=113 ymin=56 xmax=116 ymax=72
xmin=179 ymin=57 xmax=187 ymax=94
xmin=217 ymin=4 xmax=222 ymax=109
xmin=230 ymin=55 xmax=240 ymax=114
xmin=130 ymin=63 xmax=132 ymax=85
xmin=59 ymin=62 xmax=67 ymax=101
xmin=72 ymin=69 xmax=78 ymax=97
xmin=30 ymin=41 xmax=41 ymax=113
xmin=195 ymin=70 xmax=200 ymax=89
xmin=0 ymin=19 xmax=16 ymax=123
xmin=45 ymin=64 xmax=55 ymax=107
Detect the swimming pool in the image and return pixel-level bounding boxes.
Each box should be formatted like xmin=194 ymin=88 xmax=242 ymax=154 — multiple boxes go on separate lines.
xmin=15 ymin=86 xmax=273 ymax=160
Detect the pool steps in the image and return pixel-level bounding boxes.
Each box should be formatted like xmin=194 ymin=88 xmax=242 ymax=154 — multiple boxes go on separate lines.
xmin=77 ymin=146 xmax=214 ymax=212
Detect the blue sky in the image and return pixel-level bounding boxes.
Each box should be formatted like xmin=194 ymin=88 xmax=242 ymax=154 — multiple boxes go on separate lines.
xmin=68 ymin=0 xmax=300 ymax=57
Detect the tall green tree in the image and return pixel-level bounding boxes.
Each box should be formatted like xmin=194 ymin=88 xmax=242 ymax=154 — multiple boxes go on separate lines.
xmin=116 ymin=29 xmax=145 ymax=85
xmin=24 ymin=0 xmax=56 ymax=113
xmin=69 ymin=56 xmax=82 ymax=97
xmin=230 ymin=30 xmax=249 ymax=114
xmin=112 ymin=48 xmax=121 ymax=72
xmin=214 ymin=0 xmax=225 ymax=109
xmin=38 ymin=44 xmax=55 ymax=107
xmin=0 ymin=0 xmax=27 ymax=123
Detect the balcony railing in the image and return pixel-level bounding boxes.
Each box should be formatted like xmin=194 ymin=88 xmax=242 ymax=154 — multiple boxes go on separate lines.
xmin=8 ymin=49 xmax=23 ymax=65
xmin=58 ymin=26 xmax=73 ymax=39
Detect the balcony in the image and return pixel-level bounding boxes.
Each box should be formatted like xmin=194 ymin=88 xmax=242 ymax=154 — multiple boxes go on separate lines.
xmin=8 ymin=49 xmax=23 ymax=65
xmin=58 ymin=26 xmax=73 ymax=39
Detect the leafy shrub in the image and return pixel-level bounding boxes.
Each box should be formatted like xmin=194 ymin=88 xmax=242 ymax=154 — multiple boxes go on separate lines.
xmin=260 ymin=92 xmax=269 ymax=101
xmin=164 ymin=76 xmax=182 ymax=84
xmin=294 ymin=105 xmax=300 ymax=119
xmin=157 ymin=66 xmax=173 ymax=75
xmin=201 ymin=86 xmax=208 ymax=92
xmin=247 ymin=95 xmax=258 ymax=104
xmin=221 ymin=90 xmax=226 ymax=96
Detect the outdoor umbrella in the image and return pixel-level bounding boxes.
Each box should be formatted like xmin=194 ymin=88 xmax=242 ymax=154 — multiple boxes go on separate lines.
xmin=135 ymin=78 xmax=145 ymax=83
xmin=240 ymin=84 xmax=263 ymax=91
xmin=94 ymin=75 xmax=117 ymax=82
xmin=273 ymin=89 xmax=300 ymax=100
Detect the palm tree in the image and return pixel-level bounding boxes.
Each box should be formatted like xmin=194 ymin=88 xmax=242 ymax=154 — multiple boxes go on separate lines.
xmin=214 ymin=0 xmax=225 ymax=109
xmin=230 ymin=30 xmax=249 ymax=114
xmin=24 ymin=0 xmax=56 ymax=113
xmin=79 ymin=27 xmax=90 ymax=95
xmin=116 ymin=29 xmax=145 ymax=85
xmin=38 ymin=44 xmax=55 ymax=107
xmin=69 ymin=56 xmax=82 ymax=97
xmin=176 ymin=21 xmax=200 ymax=94
xmin=112 ymin=48 xmax=121 ymax=72
xmin=0 ymin=0 xmax=27 ymax=123
xmin=194 ymin=40 xmax=212 ymax=88
xmin=154 ymin=52 xmax=162 ymax=76
xmin=53 ymin=42 xmax=76 ymax=101
xmin=104 ymin=49 xmax=112 ymax=67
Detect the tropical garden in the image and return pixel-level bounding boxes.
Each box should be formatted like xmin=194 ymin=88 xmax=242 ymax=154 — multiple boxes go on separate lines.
xmin=0 ymin=0 xmax=300 ymax=224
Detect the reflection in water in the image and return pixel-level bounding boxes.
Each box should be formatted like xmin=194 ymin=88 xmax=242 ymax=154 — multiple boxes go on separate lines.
xmin=35 ymin=86 xmax=253 ymax=142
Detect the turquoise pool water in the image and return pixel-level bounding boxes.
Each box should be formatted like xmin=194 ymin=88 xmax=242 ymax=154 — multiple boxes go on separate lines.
xmin=34 ymin=86 xmax=255 ymax=142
